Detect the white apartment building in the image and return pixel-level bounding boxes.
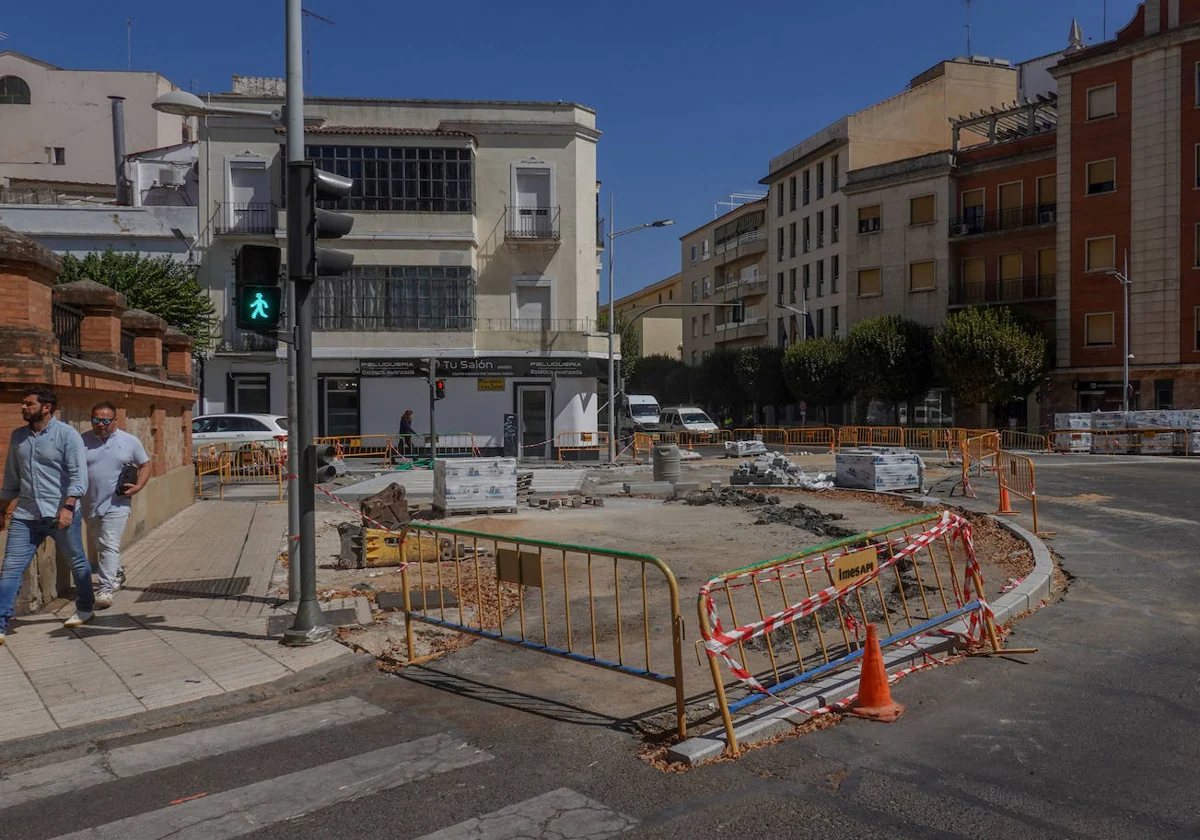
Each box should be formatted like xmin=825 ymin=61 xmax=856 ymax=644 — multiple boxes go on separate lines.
xmin=195 ymin=89 xmax=603 ymax=459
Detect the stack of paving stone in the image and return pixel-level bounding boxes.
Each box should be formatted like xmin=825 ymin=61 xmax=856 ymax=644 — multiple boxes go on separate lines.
xmin=729 ymin=453 xmax=833 ymax=489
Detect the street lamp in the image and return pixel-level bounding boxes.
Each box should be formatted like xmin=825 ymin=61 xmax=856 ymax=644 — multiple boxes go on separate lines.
xmin=152 ymin=90 xmax=283 ymax=121
xmin=606 ymin=194 xmax=673 ymax=463
xmin=1105 ymin=249 xmax=1132 ymax=413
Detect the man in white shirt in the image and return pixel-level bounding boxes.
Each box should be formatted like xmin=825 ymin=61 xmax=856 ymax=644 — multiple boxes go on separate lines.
xmin=81 ymin=402 xmax=150 ymax=609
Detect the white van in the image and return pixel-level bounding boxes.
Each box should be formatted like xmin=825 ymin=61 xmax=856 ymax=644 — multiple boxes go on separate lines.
xmin=659 ymin=406 xmax=720 ymax=434
xmin=619 ymin=394 xmax=661 ymax=438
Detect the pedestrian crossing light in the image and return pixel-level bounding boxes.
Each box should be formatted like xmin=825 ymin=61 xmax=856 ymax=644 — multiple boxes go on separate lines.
xmin=234 ymin=244 xmax=283 ymax=332
xmin=435 ymin=379 xmax=447 ymax=400
xmin=307 ymin=443 xmax=338 ymax=484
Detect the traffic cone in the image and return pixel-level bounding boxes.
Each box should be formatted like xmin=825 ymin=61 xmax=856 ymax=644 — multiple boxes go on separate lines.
xmin=848 ymin=624 xmax=905 ymax=723
xmin=995 ymin=481 xmax=1018 ymax=515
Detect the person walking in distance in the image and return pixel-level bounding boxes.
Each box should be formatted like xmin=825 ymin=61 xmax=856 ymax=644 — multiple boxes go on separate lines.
xmin=398 ymin=409 xmax=416 ymax=455
xmin=82 ymin=402 xmax=150 ymax=609
xmin=0 ymin=388 xmax=93 ymax=643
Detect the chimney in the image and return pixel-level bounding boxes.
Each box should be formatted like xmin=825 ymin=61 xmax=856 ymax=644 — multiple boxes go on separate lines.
xmin=109 ymin=95 xmax=127 ymax=205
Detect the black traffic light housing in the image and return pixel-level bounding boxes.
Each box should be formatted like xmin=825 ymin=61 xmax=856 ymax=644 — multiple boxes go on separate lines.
xmin=730 ymin=297 xmax=745 ymax=324
xmin=234 ymin=245 xmax=282 ymax=331
xmin=307 ymin=443 xmax=338 ymax=484
xmin=288 ymin=160 xmax=355 ymax=282
xmin=434 ymin=379 xmax=447 ymax=400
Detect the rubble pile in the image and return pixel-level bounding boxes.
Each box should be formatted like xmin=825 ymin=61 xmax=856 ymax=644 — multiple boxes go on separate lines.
xmin=729 ymin=453 xmax=835 ymax=489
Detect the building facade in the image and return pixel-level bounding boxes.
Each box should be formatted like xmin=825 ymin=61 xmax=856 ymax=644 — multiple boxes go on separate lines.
xmin=679 ymin=199 xmax=769 ymax=363
xmin=195 ymin=90 xmax=603 ymax=459
xmin=614 ymin=273 xmax=682 ymax=359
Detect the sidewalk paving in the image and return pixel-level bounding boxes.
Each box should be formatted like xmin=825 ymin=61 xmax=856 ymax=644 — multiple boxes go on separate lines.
xmin=0 ymin=501 xmax=368 ymax=744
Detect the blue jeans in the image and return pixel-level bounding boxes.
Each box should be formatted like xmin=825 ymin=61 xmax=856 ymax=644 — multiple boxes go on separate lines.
xmin=0 ymin=512 xmax=93 ymax=633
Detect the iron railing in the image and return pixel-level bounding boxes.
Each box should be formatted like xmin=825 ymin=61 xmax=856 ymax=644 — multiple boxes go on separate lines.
xmin=505 ymin=205 xmax=560 ymax=241
xmin=949 ymin=275 xmax=1056 ymax=306
xmin=120 ymin=329 xmax=136 ymax=365
xmin=949 ymin=203 xmax=1056 ymax=236
xmin=713 ymin=228 xmax=766 ymax=255
xmin=216 ymin=202 xmax=277 ymax=235
xmin=52 ymin=302 xmax=84 ymax=358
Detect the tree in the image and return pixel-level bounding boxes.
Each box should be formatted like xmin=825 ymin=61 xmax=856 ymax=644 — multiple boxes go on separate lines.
xmin=597 ymin=311 xmax=641 ymax=387
xmin=783 ymin=337 xmax=852 ymax=419
xmin=845 ymin=315 xmax=935 ymax=422
xmin=627 ymin=354 xmax=688 ymax=402
xmin=935 ymin=307 xmax=1050 ymax=407
xmin=57 ymin=249 xmax=218 ymax=352
xmin=696 ymin=348 xmax=747 ymax=424
xmin=735 ymin=346 xmax=791 ymax=423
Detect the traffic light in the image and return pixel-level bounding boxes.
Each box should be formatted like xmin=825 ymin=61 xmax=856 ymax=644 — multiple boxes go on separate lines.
xmin=730 ymin=298 xmax=745 ymax=324
xmin=435 ymin=379 xmax=447 ymax=400
xmin=288 ymin=160 xmax=354 ymax=282
xmin=307 ymin=443 xmax=337 ymax=484
xmin=234 ymin=245 xmax=282 ymax=331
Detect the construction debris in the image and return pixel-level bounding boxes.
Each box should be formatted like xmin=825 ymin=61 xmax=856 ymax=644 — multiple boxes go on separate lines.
xmin=676 ymin=487 xmax=856 ymax=538
xmin=729 ymin=453 xmax=835 ymax=489
xmin=725 ymin=439 xmax=768 ymax=457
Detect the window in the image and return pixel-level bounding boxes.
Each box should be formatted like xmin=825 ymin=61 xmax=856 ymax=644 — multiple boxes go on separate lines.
xmin=832 ymin=154 xmax=840 ymax=192
xmin=777 ymin=183 xmax=785 ymax=217
xmin=691 ymin=281 xmax=698 ymax=302
xmin=961 ymin=189 xmax=985 ymax=232
xmin=817 ymin=211 xmax=825 ymax=247
xmin=815 ymin=309 xmax=825 ymax=338
xmin=1086 ymin=236 xmax=1116 ymax=272
xmin=49 ymin=147 xmax=65 ymax=166
xmin=789 ymin=268 xmax=797 ymax=304
xmin=0 ymin=76 xmax=31 ymax=105
xmin=831 ymin=305 xmax=840 ymax=336
xmin=1195 ymin=223 xmax=1200 ymax=267
xmin=858 ymin=268 xmax=881 ymax=296
xmin=832 ymin=205 xmax=840 ymax=242
xmin=1037 ymin=174 xmax=1057 ymax=219
xmin=1087 ymin=159 xmax=1116 ymax=195
xmin=817 ymin=162 xmax=825 ymax=199
xmin=961 ymin=256 xmax=986 ymax=302
xmin=816 ymin=260 xmax=825 ymax=297
xmin=669 ymin=288 xmax=674 ymax=300
xmin=701 ymin=239 xmax=710 ymax=260
xmin=692 ymin=317 xmax=698 ymax=338
xmin=1196 ymin=305 xmax=1200 ymax=350
xmin=789 ymin=176 xmax=797 ymax=212
xmin=858 ymin=204 xmax=881 ymax=233
xmin=803 ymin=216 xmax=811 ymax=252
xmin=999 ymin=253 xmax=1022 ymax=299
xmin=803 ymin=264 xmax=811 ymax=299
xmin=305 ymin=144 xmax=473 ymax=212
xmin=1196 ymin=62 xmax=1200 ymax=106
xmin=831 ymin=255 xmax=840 ymax=292
xmin=998 ymin=181 xmax=1022 ymax=228
xmin=1084 ymin=312 xmax=1115 ymax=346
xmin=789 ymin=222 xmax=797 ymax=258
xmin=778 ymin=318 xmax=788 ymax=348
xmin=777 ymin=228 xmax=785 ymax=261
xmin=314 ymin=265 xmax=476 ymax=330
xmin=691 ymin=350 xmax=698 ymax=365
xmin=910 ymin=194 xmax=935 ymax=225
xmin=909 ymin=260 xmax=936 ymax=291
xmin=702 ymin=313 xmax=711 ymax=335
xmin=777 ymin=272 xmax=785 ymax=304
xmin=230 ymin=374 xmax=271 ymax=415
xmin=657 ymin=293 xmax=663 ymax=304
xmin=1195 ymin=144 xmax=1200 ymax=188
xmin=1155 ymin=379 xmax=1174 ymax=409
xmin=803 ymin=170 xmax=811 ymax=205
xmin=1086 ymin=83 xmax=1117 ymax=120
xmin=702 ymin=276 xmax=712 ymax=297
xmin=1038 ymin=248 xmax=1057 ymax=295
xmin=691 ymin=245 xmax=697 ymax=265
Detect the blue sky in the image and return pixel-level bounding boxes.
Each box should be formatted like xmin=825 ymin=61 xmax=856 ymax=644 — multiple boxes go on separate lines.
xmin=4 ymin=0 xmax=1139 ymax=299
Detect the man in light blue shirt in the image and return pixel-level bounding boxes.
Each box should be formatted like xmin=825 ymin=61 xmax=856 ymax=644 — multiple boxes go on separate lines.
xmin=0 ymin=387 xmax=93 ymax=642
xmin=82 ymin=401 xmax=150 ymax=608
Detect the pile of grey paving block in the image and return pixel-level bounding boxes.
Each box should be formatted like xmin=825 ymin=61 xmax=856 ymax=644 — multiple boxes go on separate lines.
xmin=729 ymin=453 xmax=833 ymax=489
xmin=1057 ymin=409 xmax=1200 ymax=455
xmin=724 ymin=439 xmax=768 ymax=458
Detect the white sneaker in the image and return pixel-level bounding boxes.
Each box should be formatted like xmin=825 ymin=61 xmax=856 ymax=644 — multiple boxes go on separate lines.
xmin=115 ymin=568 xmax=127 ymax=592
xmin=0 ymin=631 xmax=6 ymax=645
xmin=64 ymin=611 xmax=93 ymax=628
xmin=95 ymin=590 xmax=114 ymax=609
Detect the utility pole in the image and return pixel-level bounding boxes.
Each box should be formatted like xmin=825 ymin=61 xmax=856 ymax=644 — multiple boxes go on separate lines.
xmin=428 ymin=358 xmax=438 ymax=460
xmin=286 ymin=281 xmax=299 ymax=602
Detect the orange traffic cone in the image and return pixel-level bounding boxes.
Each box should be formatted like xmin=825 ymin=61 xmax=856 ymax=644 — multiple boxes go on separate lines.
xmin=848 ymin=624 xmax=905 ymax=723
xmin=995 ymin=481 xmax=1018 ymax=516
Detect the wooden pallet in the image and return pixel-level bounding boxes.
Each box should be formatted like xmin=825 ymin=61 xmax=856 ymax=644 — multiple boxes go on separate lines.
xmin=434 ymin=505 xmax=518 ymax=517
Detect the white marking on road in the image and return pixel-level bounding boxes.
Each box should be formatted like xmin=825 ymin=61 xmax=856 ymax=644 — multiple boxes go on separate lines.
xmin=0 ymin=697 xmax=386 ymax=811
xmin=49 ymin=733 xmax=492 ymax=840
xmin=413 ymin=788 xmax=636 ymax=840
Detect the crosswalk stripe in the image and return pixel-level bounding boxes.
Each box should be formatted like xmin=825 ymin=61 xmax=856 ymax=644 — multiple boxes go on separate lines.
xmin=50 ymin=733 xmax=492 ymax=840
xmin=0 ymin=697 xmax=386 ymax=811
xmin=413 ymin=788 xmax=637 ymax=840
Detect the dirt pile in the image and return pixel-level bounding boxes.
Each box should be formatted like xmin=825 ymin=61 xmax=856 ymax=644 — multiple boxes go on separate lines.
xmin=675 ymin=487 xmax=856 ymax=539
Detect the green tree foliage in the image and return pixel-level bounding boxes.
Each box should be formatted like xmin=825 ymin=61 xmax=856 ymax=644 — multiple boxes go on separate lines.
xmin=782 ymin=337 xmax=851 ymax=410
xmin=734 ymin=345 xmax=791 ymax=421
xmin=628 ymin=354 xmax=689 ymax=403
xmin=696 ymin=348 xmax=747 ymax=424
xmin=597 ymin=311 xmax=641 ymax=385
xmin=57 ymin=249 xmax=217 ymax=352
xmin=846 ymin=315 xmax=935 ymax=409
xmin=935 ymin=307 xmax=1050 ymax=406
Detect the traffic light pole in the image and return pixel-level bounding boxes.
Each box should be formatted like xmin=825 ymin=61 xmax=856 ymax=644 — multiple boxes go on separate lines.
xmin=282 ymin=0 xmax=330 ymax=646
xmin=428 ymin=358 xmax=438 ymax=460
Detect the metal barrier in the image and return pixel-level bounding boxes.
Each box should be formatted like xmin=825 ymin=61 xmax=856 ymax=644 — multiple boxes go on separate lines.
xmin=698 ymin=510 xmax=999 ymax=754
xmin=996 ymin=451 xmax=1040 ymax=533
xmin=1000 ymin=430 xmax=1049 ymax=452
xmin=676 ymin=429 xmax=732 ymax=455
xmin=216 ymin=442 xmax=285 ymax=501
xmin=1049 ymin=429 xmax=1092 ymax=453
xmin=734 ymin=428 xmax=789 ymax=448
xmin=836 ymin=426 xmax=905 ymax=449
xmin=557 ymin=431 xmax=609 ymax=461
xmin=1091 ymin=427 xmax=1191 ymax=457
xmin=396 ymin=521 xmax=686 ymax=737
xmin=315 ymin=434 xmax=399 ymax=464
xmin=194 ymin=443 xmax=227 ymax=499
xmin=901 ymin=427 xmax=950 ymax=451
xmin=951 ymin=432 xmax=999 ymax=499
xmin=391 ymin=432 xmax=480 ymax=458
xmin=785 ymin=427 xmax=836 ymax=453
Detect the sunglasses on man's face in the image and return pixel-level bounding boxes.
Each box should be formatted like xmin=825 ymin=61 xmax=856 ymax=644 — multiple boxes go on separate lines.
xmin=91 ymin=417 xmax=114 ymax=425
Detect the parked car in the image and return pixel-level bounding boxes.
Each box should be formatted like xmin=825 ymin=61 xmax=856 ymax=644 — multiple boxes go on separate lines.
xmin=192 ymin=414 xmax=288 ymax=454
xmin=658 ymin=406 xmax=720 ymax=434
xmin=618 ymin=394 xmax=661 ymax=439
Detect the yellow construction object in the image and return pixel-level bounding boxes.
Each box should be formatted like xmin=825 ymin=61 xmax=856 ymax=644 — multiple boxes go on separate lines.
xmin=363 ymin=528 xmax=444 ymax=567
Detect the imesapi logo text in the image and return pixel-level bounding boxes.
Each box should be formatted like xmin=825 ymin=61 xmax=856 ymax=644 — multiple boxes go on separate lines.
xmin=837 ymin=559 xmax=876 ymax=582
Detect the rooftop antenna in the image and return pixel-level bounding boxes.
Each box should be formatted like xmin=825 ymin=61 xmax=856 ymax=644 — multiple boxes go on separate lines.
xmin=965 ymin=0 xmax=973 ymax=56
xmin=301 ymin=8 xmax=335 ymax=92
xmin=126 ymin=19 xmax=132 ymax=70
xmin=714 ymin=191 xmax=767 ymax=218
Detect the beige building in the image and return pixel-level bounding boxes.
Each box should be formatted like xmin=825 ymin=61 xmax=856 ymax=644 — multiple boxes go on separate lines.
xmin=761 ymin=57 xmax=1020 ymax=347
xmin=0 ymin=51 xmax=192 ymax=201
xmin=680 ymin=199 xmax=769 ymax=364
xmin=614 ymin=273 xmax=683 ymax=359
xmin=194 ymin=86 xmax=603 ymax=460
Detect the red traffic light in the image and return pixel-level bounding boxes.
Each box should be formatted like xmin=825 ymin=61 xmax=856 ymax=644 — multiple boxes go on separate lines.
xmin=435 ymin=379 xmax=447 ymax=400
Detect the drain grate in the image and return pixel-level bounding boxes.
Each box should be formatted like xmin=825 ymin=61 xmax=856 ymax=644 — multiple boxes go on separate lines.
xmin=136 ymin=576 xmax=252 ymax=603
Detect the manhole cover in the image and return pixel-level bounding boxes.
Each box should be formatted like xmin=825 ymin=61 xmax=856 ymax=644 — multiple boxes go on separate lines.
xmin=136 ymin=577 xmax=252 ymax=603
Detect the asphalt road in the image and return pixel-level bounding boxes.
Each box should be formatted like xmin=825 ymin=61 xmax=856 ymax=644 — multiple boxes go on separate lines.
xmin=4 ymin=456 xmax=1197 ymax=839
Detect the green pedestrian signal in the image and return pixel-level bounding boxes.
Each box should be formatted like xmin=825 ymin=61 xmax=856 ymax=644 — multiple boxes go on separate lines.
xmin=236 ymin=285 xmax=282 ymax=331
xmin=234 ymin=244 xmax=283 ymax=333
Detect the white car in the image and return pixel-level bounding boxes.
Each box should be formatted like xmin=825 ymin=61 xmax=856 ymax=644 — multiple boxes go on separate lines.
xmin=193 ymin=414 xmax=288 ymax=454
xmin=658 ymin=406 xmax=720 ymax=434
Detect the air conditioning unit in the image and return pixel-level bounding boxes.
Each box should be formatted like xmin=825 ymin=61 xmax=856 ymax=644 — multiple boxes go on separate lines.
xmin=1038 ymin=208 xmax=1056 ymax=224
xmin=157 ymin=167 xmax=184 ymax=186
xmin=951 ymin=224 xmax=969 ymax=236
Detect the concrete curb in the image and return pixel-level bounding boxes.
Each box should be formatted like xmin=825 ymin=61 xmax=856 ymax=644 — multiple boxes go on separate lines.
xmin=665 ymin=515 xmax=1053 ymax=766
xmin=0 ymin=649 xmax=377 ymax=764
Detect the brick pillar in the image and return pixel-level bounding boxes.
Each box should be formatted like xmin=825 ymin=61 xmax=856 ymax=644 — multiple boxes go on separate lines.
xmin=162 ymin=328 xmax=194 ymax=387
xmin=0 ymin=226 xmax=61 ymax=389
xmin=121 ymin=309 xmax=168 ymax=380
xmin=52 ymin=279 xmax=128 ymax=370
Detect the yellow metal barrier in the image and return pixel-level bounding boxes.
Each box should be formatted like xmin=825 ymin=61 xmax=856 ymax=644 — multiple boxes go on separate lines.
xmin=697 ymin=511 xmax=1000 ymax=754
xmin=315 ymin=434 xmax=399 ymax=464
xmin=1092 ymin=427 xmax=1190 ymax=457
xmin=951 ymin=432 xmax=999 ymax=498
xmin=194 ymin=443 xmax=228 ymax=499
xmin=996 ymin=451 xmax=1041 ymax=533
xmin=836 ymin=426 xmax=905 ymax=449
xmin=557 ymin=431 xmax=609 ymax=461
xmin=1000 ymin=430 xmax=1049 ymax=452
xmin=734 ymin=428 xmax=789 ymax=448
xmin=396 ymin=521 xmax=686 ymax=738
xmin=676 ymin=429 xmax=732 ymax=454
xmin=785 ymin=426 xmax=836 ymax=453
xmin=216 ymin=442 xmax=285 ymax=501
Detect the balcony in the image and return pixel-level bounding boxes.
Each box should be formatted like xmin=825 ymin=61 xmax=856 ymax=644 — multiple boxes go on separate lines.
xmin=949 ymin=203 xmax=1056 ymax=238
xmin=949 ymin=275 xmax=1056 ymax=307
xmin=505 ymin=205 xmax=560 ymax=246
xmin=713 ymin=228 xmax=766 ymax=266
xmin=714 ymin=318 xmax=769 ymax=343
xmin=216 ymin=202 xmax=278 ymax=236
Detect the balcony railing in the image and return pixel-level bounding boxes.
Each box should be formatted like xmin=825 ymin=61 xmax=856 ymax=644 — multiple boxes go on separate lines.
xmin=217 ymin=202 xmax=278 ymax=235
xmin=949 ymin=275 xmax=1056 ymax=306
xmin=477 ymin=318 xmax=599 ymax=332
xmin=713 ymin=228 xmax=766 ymax=255
xmin=53 ymin=302 xmax=84 ymax=358
xmin=949 ymin=203 xmax=1056 ymax=237
xmin=505 ymin=205 xmax=560 ymax=241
